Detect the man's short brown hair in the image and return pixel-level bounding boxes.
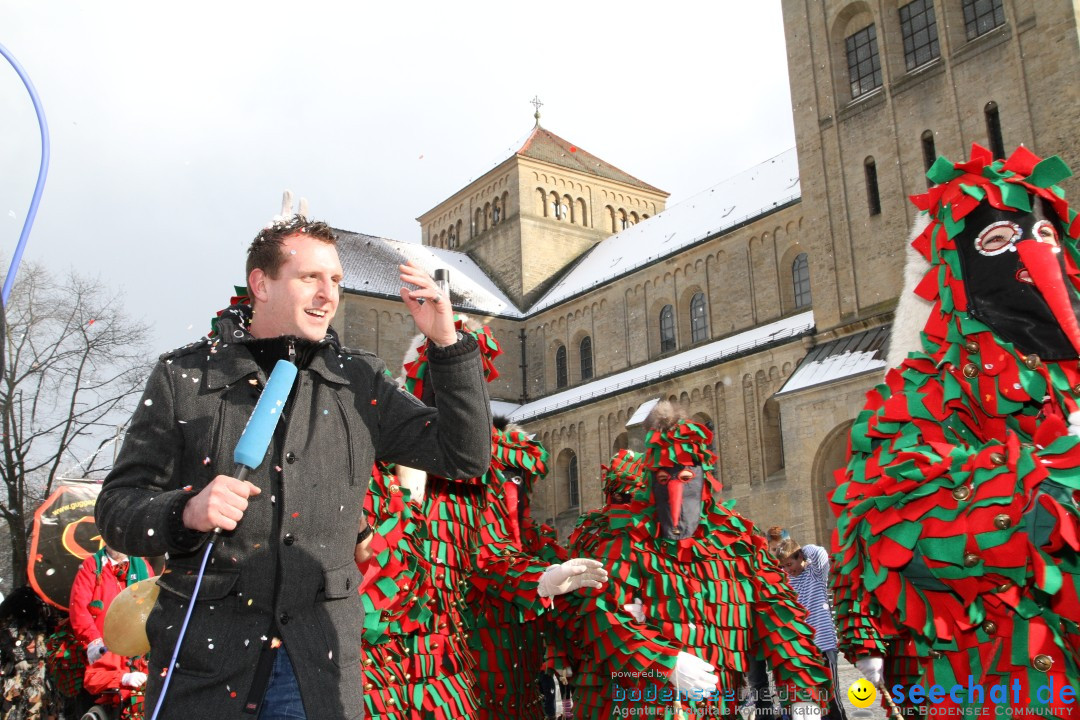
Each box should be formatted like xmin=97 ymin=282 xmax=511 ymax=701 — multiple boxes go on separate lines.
xmin=246 ymin=215 xmax=337 ymax=280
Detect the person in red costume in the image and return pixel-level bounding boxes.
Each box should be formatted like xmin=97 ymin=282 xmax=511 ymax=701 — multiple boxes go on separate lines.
xmin=468 ymin=419 xmax=570 ymax=720
xmin=833 ymin=145 xmax=1080 ymax=718
xmin=561 ymin=402 xmax=829 ymax=719
xmin=356 ymin=317 xmax=607 ymax=720
xmin=69 ymin=544 xmax=154 ymax=716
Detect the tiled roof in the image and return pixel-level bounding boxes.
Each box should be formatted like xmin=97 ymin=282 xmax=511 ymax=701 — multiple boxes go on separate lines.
xmin=516 ymin=125 xmax=666 ymax=195
xmin=497 ymin=311 xmax=815 ymax=422
xmin=529 ymin=147 xmax=801 ymax=313
xmin=340 ymin=148 xmax=801 ymax=321
xmin=335 ymin=230 xmax=518 ymax=316
xmin=775 ymin=325 xmax=891 ymax=395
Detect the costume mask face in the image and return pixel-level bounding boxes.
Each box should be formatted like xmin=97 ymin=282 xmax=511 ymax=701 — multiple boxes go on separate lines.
xmin=651 ymin=465 xmax=703 ymax=540
xmin=955 ymin=197 xmax=1080 ymax=359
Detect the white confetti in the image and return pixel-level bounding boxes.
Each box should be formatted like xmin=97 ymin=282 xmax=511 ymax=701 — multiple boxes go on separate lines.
xmin=45 ymin=568 xmax=55 ymax=576
xmin=148 ymin=529 xmax=155 ymax=536
xmin=144 ymin=399 xmax=154 ymax=406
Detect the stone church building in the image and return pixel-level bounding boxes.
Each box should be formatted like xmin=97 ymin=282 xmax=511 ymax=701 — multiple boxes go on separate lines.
xmin=330 ymin=0 xmax=1080 ymax=543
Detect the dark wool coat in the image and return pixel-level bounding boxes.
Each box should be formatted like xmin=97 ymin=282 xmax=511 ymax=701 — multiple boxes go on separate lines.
xmin=95 ymin=309 xmax=492 ymax=720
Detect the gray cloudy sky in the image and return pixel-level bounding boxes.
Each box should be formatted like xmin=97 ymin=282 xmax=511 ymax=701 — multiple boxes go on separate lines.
xmin=0 ymin=1 xmax=796 ymax=353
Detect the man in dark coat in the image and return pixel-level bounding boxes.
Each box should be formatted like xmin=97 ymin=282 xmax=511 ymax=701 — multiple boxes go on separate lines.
xmin=94 ymin=210 xmax=493 ymax=720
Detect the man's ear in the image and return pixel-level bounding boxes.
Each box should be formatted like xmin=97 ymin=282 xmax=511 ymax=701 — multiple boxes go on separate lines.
xmin=249 ymin=268 xmax=269 ymax=303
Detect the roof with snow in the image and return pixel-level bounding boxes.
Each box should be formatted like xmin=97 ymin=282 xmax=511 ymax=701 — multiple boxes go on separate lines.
xmin=335 ymin=230 xmax=518 ymax=316
xmin=497 ymin=311 xmax=815 ymax=422
xmin=529 ymin=148 xmax=801 ymax=312
xmin=338 ymin=147 xmax=802 ymax=319
xmin=776 ymin=325 xmax=890 ymax=396
xmin=516 ymin=125 xmax=665 ymax=194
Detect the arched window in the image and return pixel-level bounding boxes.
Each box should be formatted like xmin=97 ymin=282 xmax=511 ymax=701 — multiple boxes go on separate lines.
xmin=793 ymin=253 xmax=811 ymax=309
xmin=579 ymin=336 xmax=593 ymax=381
xmin=568 ymin=453 xmax=580 ymax=508
xmin=474 ymin=208 xmax=483 ymax=236
xmin=446 ymin=225 xmax=456 ymax=249
xmin=985 ymin=101 xmax=1005 ymax=159
xmin=845 ymin=23 xmax=882 ymax=98
xmin=620 ymin=210 xmax=630 ymax=230
xmin=921 ymin=129 xmax=937 ymax=187
xmin=690 ymin=292 xmax=708 ymax=343
xmin=660 ymin=305 xmax=676 ymax=353
xmin=492 ymin=197 xmax=501 ymax=225
xmin=864 ymin=157 xmax=881 ymax=216
xmin=555 ymin=345 xmax=568 ymax=389
xmin=577 ymin=198 xmax=588 ymax=228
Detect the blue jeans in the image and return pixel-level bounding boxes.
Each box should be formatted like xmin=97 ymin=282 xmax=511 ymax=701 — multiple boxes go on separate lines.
xmin=258 ymin=650 xmax=308 ymax=720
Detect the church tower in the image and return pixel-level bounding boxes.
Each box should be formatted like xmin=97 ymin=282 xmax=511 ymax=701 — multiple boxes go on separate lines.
xmin=416 ymin=104 xmax=669 ymax=309
xmin=781 ymin=0 xmax=1080 ymax=335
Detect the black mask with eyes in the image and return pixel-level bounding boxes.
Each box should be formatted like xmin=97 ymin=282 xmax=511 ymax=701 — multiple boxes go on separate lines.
xmin=954 ymin=197 xmax=1080 ymax=360
xmin=651 ymin=465 xmax=704 ymax=540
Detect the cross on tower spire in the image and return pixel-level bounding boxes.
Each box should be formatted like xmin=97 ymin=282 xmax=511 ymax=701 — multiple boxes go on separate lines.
xmin=530 ymin=95 xmax=543 ymax=126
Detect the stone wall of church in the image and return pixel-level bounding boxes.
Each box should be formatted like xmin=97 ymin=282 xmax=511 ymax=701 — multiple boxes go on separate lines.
xmin=783 ymin=0 xmax=1080 ymax=335
xmin=503 ymin=203 xmax=810 ymax=407
xmin=518 ymin=337 xmax=822 ymax=543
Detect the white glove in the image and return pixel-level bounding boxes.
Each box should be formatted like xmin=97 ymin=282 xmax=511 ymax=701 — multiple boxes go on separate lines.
xmin=396 ymin=465 xmax=427 ymax=505
xmin=537 ymin=559 xmax=608 ymax=598
xmin=666 ymin=651 xmax=719 ymax=692
xmin=623 ymin=596 xmax=645 ymax=623
xmin=856 ymin=656 xmax=884 ymax=685
xmin=86 ymin=638 xmax=107 ymax=664
xmin=792 ymin=702 xmax=822 ymax=718
xmin=121 ymin=672 xmax=147 ymax=688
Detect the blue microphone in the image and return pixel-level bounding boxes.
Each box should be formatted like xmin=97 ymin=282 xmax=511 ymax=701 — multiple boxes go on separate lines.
xmin=234 ymin=359 xmax=299 ymax=475
xmin=150 ymin=359 xmax=297 ymax=720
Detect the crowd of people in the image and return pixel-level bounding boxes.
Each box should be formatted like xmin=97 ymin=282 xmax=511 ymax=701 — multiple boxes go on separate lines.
xmin=4 ymin=143 xmax=1079 ymax=719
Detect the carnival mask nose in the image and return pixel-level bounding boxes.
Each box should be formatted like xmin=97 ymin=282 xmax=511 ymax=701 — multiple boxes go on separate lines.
xmin=652 ymin=465 xmax=704 ymax=539
xmin=504 ymin=473 xmax=523 ymax=546
xmin=957 ymin=197 xmax=1080 ymax=359
xmin=1013 ymin=217 xmax=1080 ymax=357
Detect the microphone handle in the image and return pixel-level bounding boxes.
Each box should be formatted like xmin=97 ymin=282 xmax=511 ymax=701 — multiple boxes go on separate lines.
xmin=213 ymin=464 xmax=253 ymax=536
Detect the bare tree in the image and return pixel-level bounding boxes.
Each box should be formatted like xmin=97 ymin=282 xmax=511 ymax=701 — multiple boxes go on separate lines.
xmin=0 ymin=263 xmax=151 ymax=588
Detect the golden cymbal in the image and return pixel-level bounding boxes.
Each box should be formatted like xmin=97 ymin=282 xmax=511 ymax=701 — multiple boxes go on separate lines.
xmin=102 ymin=576 xmax=160 ymax=657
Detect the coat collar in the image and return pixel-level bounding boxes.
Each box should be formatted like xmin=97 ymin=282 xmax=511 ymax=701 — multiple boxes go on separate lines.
xmin=204 ymin=304 xmax=350 ymax=390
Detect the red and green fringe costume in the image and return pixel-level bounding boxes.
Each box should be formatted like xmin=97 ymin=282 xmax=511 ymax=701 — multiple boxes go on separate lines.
xmin=833 ymin=145 xmax=1080 ymax=718
xmin=357 ymin=323 xmax=555 ymax=719
xmin=562 ymin=424 xmax=829 ymax=719
xmin=468 ymin=428 xmax=569 ymax=720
